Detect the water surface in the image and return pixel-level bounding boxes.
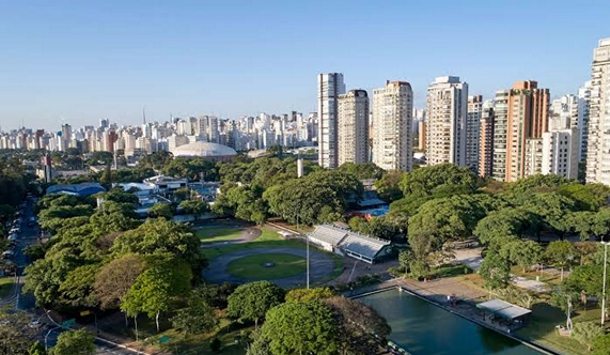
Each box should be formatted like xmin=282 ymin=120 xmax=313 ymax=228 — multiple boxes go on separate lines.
xmin=359 ymin=289 xmax=540 ymax=355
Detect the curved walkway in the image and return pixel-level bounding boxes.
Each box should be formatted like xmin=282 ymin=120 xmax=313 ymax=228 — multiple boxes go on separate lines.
xmin=203 ymin=247 xmax=336 ymax=288
xmin=200 ymin=226 xmax=261 ymax=248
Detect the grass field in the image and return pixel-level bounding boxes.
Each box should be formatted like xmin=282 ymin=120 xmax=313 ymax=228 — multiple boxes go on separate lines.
xmin=201 ymin=226 xmax=304 ymax=260
xmin=202 ymin=226 xmax=344 ymax=286
xmin=227 ymin=253 xmax=306 ymax=280
xmin=115 ymin=314 xmax=249 ymax=354
xmin=196 ymin=226 xmax=244 ymax=244
xmin=0 ymin=277 xmax=15 ymax=298
xmin=516 ymin=303 xmax=600 ymax=355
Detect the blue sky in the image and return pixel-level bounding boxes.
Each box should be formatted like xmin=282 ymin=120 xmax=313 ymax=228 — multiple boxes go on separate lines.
xmin=1 ymin=0 xmax=609 ymax=130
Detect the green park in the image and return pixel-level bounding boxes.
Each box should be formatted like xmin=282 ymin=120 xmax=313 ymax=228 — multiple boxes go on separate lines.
xmin=4 ymin=150 xmax=610 ymax=354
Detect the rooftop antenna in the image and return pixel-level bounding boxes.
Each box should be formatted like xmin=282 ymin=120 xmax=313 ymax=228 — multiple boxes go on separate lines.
xmin=142 ymin=106 xmax=147 ymax=124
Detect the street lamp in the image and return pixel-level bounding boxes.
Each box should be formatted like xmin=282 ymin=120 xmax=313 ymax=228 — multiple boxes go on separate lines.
xmin=45 ymin=326 xmax=60 ymax=351
xmin=296 ymin=210 xmax=310 ymax=289
xmin=306 ymin=229 xmax=310 ymax=290
xmin=601 ymin=240 xmax=610 ymax=325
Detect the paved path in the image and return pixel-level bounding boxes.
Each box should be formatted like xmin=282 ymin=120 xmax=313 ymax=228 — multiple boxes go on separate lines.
xmin=453 ymin=247 xmax=484 ymax=271
xmin=200 ymin=226 xmax=261 ymax=248
xmin=202 ymin=247 xmax=335 ymax=288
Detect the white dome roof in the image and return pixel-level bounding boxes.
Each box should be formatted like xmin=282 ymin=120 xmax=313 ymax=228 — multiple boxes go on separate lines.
xmin=172 ymin=141 xmax=237 ymax=157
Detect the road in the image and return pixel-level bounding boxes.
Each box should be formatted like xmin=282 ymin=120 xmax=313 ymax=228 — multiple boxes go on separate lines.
xmin=9 ymin=197 xmax=144 ymax=355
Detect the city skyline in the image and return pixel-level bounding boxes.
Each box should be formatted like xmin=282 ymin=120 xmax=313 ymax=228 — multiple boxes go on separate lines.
xmin=2 ymin=1 xmax=610 ymax=130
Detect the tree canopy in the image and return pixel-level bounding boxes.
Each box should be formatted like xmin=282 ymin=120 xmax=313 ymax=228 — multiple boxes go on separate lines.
xmin=50 ymin=329 xmax=95 ymax=355
xmin=258 ymin=301 xmax=339 ymax=355
xmin=227 ymin=281 xmax=285 ymax=327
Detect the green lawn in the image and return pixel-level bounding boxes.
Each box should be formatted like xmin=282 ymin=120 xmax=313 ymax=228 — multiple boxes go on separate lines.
xmin=431 ymin=264 xmax=473 ymax=278
xmin=202 ymin=226 xmax=344 ymax=287
xmin=122 ymin=316 xmax=249 ymax=354
xmin=516 ymin=302 xmax=600 ymax=355
xmin=0 ymin=277 xmax=15 ymax=298
xmin=196 ymin=226 xmax=244 ymax=244
xmin=201 ymin=226 xmax=304 ymax=260
xmin=227 ymin=253 xmax=306 ymax=280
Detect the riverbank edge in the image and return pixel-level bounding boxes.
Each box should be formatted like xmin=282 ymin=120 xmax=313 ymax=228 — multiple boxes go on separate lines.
xmin=350 ymin=284 xmax=561 ymax=355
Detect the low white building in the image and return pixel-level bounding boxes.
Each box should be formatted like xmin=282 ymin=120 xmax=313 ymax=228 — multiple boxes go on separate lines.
xmin=143 ymin=175 xmax=188 ymax=193
xmin=308 ymin=224 xmax=392 ymax=264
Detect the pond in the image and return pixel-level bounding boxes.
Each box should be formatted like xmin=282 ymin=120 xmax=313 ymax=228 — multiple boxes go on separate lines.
xmin=358 ymin=289 xmax=541 ymax=355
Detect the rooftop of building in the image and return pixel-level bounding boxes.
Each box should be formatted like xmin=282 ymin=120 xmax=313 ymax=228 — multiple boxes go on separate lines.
xmin=171 ymin=141 xmax=237 ymax=157
xmin=309 ymin=224 xmax=391 ymax=259
xmin=46 ymin=182 xmax=106 ymax=196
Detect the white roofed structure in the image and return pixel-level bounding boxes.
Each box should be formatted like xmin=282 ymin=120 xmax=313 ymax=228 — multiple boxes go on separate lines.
xmin=476 ymin=299 xmax=532 ymax=330
xmin=171 ymin=141 xmax=237 ymax=160
xmin=308 ymin=224 xmax=392 ymax=264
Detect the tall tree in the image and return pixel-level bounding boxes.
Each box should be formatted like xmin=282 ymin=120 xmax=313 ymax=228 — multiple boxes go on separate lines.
xmin=170 ymin=292 xmax=217 ymax=335
xmin=110 ymin=218 xmax=203 ymax=269
xmin=258 ymin=301 xmax=339 ymax=355
xmin=400 ymin=163 xmax=479 ymax=199
xmin=50 ymin=329 xmax=95 ymax=355
xmin=499 ymin=240 xmax=542 ymax=273
xmin=94 ymin=254 xmax=147 ymax=310
xmin=479 ymin=252 xmax=511 ymax=289
xmin=226 ymin=281 xmax=285 ymax=328
xmin=323 ymin=296 xmax=391 ymax=354
xmin=285 ymin=287 xmax=335 ymax=303
xmin=121 ymin=258 xmax=192 ymax=332
xmin=147 ymin=203 xmax=173 ymax=219
xmin=544 ymin=240 xmax=577 ymax=281
xmin=0 ymin=310 xmax=37 ymax=355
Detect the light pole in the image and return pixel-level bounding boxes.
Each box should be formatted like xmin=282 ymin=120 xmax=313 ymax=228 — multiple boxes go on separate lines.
xmin=601 ymin=241 xmax=610 ymax=325
xmin=45 ymin=326 xmax=60 ymax=351
xmin=306 ymin=230 xmax=310 ymax=289
xmin=296 ymin=211 xmax=310 ymax=289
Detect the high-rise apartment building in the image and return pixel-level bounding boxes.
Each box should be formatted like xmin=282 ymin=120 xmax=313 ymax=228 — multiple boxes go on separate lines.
xmin=337 ymin=89 xmax=369 ymax=165
xmin=425 ymin=76 xmax=468 ymax=166
xmin=577 ymin=81 xmax=592 ymax=164
xmin=466 ymin=95 xmax=482 ymax=172
xmin=524 ymin=138 xmax=543 ymax=177
xmin=549 ymin=95 xmax=578 ymax=132
xmin=541 ymin=128 xmax=579 ymax=179
xmin=317 ymin=73 xmax=346 ymax=168
xmin=503 ymin=81 xmax=550 ymax=182
xmin=491 ymin=90 xmax=509 ymax=181
xmin=478 ymin=101 xmax=495 ymax=178
xmin=417 ymin=120 xmax=427 ymax=152
xmin=586 ymin=38 xmax=610 ymax=185
xmin=372 ymin=80 xmax=413 ymax=171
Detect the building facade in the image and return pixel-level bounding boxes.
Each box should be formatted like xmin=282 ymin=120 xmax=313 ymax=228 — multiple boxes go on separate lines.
xmin=466 ymin=95 xmax=482 ymax=172
xmin=492 ymin=90 xmax=509 ymax=181
xmin=425 ymin=76 xmax=468 ymax=166
xmin=504 ymin=81 xmax=550 ymax=182
xmin=577 ymin=81 xmax=592 ymax=165
xmin=337 ymin=89 xmax=369 ymax=165
xmin=478 ymin=101 xmax=495 ymax=178
xmin=317 ymin=73 xmax=346 ymax=168
xmin=524 ymin=138 xmax=543 ymax=177
xmin=372 ymin=81 xmax=414 ymax=171
xmin=549 ymin=95 xmax=578 ymax=132
xmin=541 ymin=128 xmax=579 ymax=179
xmin=417 ymin=120 xmax=427 ymax=152
xmin=586 ymin=38 xmax=610 ymax=185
